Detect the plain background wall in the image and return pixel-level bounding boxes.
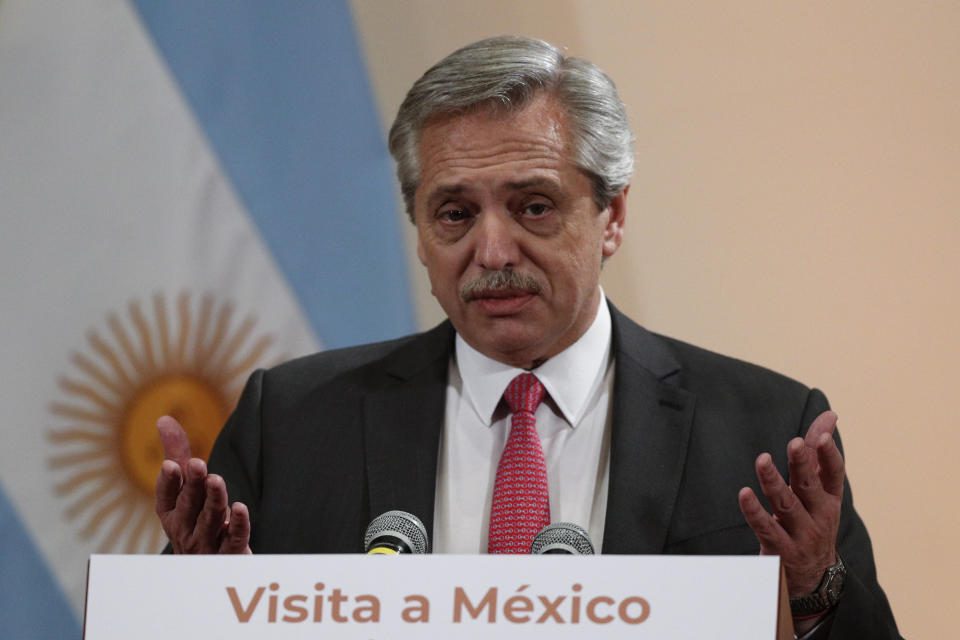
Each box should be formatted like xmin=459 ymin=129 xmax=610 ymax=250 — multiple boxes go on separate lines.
xmin=351 ymin=2 xmax=958 ymax=636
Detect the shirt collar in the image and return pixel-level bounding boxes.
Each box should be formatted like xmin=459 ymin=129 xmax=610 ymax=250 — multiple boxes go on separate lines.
xmin=455 ymin=289 xmax=613 ymax=428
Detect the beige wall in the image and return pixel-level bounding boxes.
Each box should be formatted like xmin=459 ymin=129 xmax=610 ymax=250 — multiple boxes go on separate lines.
xmin=351 ymin=2 xmax=959 ymax=636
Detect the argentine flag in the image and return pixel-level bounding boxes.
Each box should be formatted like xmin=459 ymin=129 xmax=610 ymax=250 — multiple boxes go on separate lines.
xmin=0 ymin=1 xmax=413 ymax=636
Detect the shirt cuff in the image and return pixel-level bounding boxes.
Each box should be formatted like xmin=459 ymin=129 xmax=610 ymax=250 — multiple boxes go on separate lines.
xmin=794 ymin=610 xmax=834 ymax=640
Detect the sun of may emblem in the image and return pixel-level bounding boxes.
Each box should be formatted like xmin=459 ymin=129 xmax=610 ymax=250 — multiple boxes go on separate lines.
xmin=47 ymin=292 xmax=283 ymax=553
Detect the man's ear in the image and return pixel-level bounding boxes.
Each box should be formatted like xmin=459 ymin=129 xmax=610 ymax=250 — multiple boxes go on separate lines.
xmin=601 ymin=185 xmax=628 ymax=258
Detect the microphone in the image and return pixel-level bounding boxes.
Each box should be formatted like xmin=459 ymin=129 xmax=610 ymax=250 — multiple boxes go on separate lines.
xmin=364 ymin=510 xmax=429 ymax=554
xmin=530 ymin=522 xmax=595 ymax=555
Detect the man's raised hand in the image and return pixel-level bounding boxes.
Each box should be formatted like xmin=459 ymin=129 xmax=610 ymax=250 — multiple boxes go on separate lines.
xmin=738 ymin=410 xmax=844 ymax=597
xmin=154 ymin=415 xmax=251 ymax=554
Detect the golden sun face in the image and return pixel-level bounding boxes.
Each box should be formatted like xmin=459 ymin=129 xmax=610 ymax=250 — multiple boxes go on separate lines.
xmin=47 ymin=292 xmax=284 ymax=553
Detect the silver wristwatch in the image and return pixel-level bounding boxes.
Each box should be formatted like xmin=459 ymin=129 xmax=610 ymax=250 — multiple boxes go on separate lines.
xmin=789 ymin=553 xmax=846 ymax=618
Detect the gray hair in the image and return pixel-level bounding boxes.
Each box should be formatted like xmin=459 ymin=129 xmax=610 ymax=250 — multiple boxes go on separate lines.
xmin=388 ymin=35 xmax=635 ymax=222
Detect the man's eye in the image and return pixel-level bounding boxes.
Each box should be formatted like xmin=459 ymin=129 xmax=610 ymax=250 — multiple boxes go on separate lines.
xmin=522 ymin=202 xmax=551 ymax=217
xmin=439 ymin=208 xmax=471 ymax=223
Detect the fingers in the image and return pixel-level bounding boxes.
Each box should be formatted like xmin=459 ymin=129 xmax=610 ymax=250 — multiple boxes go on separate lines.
xmin=155 ymin=459 xmax=183 ymax=515
xmin=155 ymin=417 xmax=209 ymax=551
xmin=221 ymin=502 xmax=252 ymax=554
xmin=160 ymin=462 xmax=251 ymax=553
xmin=755 ymin=451 xmax=812 ymax=535
xmin=176 ymin=458 xmax=209 ymax=525
xmin=193 ymin=474 xmax=229 ymax=548
xmin=155 ymin=416 xmax=250 ymax=554
xmin=739 ymin=449 xmax=814 ymax=556
xmin=160 ymin=457 xmax=211 ymax=553
xmin=816 ymin=432 xmax=845 ymax=496
xmin=787 ymin=436 xmax=822 ymax=507
xmin=741 ymin=450 xmax=838 ymax=596
xmin=798 ymin=410 xmax=845 ymax=501
xmin=803 ymin=410 xmax=837 ymax=450
xmin=739 ymin=411 xmax=846 ymax=598
xmin=738 ymin=486 xmax=787 ymax=555
xmin=157 ymin=415 xmax=192 ymax=468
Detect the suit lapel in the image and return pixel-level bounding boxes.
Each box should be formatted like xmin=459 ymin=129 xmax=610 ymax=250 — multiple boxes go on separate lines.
xmin=602 ymin=306 xmax=696 ymax=554
xmin=362 ymin=322 xmax=453 ymax=543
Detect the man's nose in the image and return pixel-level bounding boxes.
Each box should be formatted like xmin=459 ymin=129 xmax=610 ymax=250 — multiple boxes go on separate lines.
xmin=472 ymin=211 xmax=520 ymax=271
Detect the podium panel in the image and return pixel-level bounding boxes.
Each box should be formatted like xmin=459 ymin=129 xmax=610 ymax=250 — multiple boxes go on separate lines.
xmin=85 ymin=554 xmax=791 ymax=639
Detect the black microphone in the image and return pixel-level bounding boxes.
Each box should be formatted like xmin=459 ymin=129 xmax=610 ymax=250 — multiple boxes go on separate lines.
xmin=364 ymin=510 xmax=429 ymax=554
xmin=530 ymin=522 xmax=595 ymax=555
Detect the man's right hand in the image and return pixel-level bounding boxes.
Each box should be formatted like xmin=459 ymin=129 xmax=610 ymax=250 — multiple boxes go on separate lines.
xmin=154 ymin=415 xmax=251 ymax=554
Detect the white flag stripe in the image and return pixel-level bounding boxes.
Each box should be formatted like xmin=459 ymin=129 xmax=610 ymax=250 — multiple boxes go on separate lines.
xmin=0 ymin=0 xmax=317 ymax=619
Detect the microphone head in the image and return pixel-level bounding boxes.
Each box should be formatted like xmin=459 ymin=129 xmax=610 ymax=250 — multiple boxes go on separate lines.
xmin=364 ymin=510 xmax=429 ymax=554
xmin=530 ymin=522 xmax=595 ymax=555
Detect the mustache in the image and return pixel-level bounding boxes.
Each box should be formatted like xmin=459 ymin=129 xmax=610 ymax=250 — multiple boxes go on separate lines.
xmin=460 ymin=270 xmax=543 ymax=302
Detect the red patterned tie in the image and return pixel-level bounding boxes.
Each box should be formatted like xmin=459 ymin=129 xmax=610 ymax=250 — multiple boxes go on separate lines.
xmin=488 ymin=373 xmax=549 ymax=554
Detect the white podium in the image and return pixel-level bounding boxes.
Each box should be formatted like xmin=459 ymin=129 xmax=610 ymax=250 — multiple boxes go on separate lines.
xmin=84 ymin=554 xmax=793 ymax=639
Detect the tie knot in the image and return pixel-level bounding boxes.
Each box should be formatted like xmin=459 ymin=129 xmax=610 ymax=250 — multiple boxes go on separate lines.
xmin=504 ymin=373 xmax=545 ymax=415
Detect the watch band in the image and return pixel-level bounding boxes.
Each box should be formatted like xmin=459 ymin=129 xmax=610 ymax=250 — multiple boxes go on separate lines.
xmin=789 ymin=553 xmax=846 ymax=618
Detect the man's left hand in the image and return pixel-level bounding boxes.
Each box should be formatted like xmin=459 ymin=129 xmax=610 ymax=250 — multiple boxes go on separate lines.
xmin=738 ymin=410 xmax=844 ymax=598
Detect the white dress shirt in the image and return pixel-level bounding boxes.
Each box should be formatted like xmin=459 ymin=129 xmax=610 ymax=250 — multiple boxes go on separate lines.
xmin=433 ymin=291 xmax=615 ymax=553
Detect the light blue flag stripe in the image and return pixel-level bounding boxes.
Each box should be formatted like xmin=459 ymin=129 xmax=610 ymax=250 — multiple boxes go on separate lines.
xmin=130 ymin=0 xmax=415 ymax=348
xmin=0 ymin=484 xmax=80 ymax=637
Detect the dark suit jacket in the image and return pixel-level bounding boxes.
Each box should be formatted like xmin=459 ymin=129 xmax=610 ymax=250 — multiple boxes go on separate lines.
xmin=208 ymin=303 xmax=900 ymax=639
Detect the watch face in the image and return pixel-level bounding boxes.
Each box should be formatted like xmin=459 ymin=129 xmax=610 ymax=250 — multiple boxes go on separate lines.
xmin=823 ymin=563 xmax=846 ymax=603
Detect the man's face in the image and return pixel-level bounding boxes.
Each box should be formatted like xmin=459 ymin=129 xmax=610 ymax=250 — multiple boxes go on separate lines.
xmin=413 ymin=94 xmax=626 ymax=368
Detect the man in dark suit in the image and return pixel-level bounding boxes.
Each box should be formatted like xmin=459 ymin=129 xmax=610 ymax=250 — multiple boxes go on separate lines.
xmin=155 ymin=36 xmax=900 ymax=638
